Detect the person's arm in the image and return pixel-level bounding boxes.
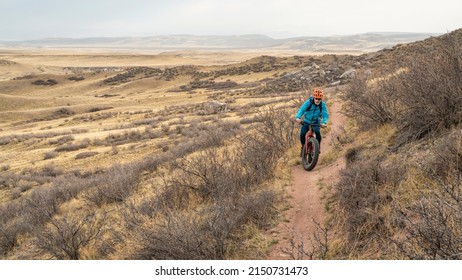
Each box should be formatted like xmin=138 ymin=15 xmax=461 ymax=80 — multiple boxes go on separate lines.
xmin=321 ymin=101 xmax=329 ymax=125
xmin=295 ymin=99 xmax=310 ymax=122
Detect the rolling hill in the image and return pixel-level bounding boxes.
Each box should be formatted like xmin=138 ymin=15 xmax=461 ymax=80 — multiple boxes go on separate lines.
xmin=0 ymin=32 xmax=438 ymax=52
xmin=0 ymin=28 xmax=460 ymax=260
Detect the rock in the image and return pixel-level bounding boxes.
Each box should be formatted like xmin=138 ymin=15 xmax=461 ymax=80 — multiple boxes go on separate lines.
xmin=340 ymin=68 xmax=356 ymax=79
xmin=203 ymin=100 xmax=227 ymax=114
xmin=330 ymin=81 xmax=341 ymax=86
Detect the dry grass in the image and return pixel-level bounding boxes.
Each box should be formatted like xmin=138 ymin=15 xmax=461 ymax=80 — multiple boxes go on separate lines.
xmin=4 ymin=30 xmax=451 ymax=259
xmin=4 ymin=47 xmax=352 ymax=259
xmin=328 ymin=30 xmax=462 ymax=260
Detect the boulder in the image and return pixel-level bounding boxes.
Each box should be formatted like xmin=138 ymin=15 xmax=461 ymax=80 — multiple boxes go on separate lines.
xmin=203 ymin=100 xmax=227 ymax=114
xmin=340 ymin=68 xmax=356 ymax=79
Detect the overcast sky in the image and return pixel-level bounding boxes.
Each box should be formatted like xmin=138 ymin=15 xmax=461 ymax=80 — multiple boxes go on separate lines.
xmin=1 ymin=0 xmax=461 ymax=40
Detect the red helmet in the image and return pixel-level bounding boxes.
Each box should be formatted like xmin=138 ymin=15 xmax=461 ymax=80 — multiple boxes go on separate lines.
xmin=313 ymin=88 xmax=324 ymax=99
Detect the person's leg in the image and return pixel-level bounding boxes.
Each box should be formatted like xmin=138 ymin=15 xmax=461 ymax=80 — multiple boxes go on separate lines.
xmin=300 ymin=124 xmax=309 ymax=146
xmin=313 ymin=126 xmax=322 ymax=153
xmin=300 ymin=124 xmax=309 ymax=156
xmin=313 ymin=126 xmax=321 ymax=144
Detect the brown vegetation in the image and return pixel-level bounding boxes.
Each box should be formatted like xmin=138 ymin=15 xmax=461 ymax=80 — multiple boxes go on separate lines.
xmin=1 ymin=48 xmax=317 ymax=259
xmin=332 ymin=29 xmax=462 ymax=259
xmin=2 ymin=28 xmax=460 ymax=260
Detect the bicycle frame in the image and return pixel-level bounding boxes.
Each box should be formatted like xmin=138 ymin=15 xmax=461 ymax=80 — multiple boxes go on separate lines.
xmin=305 ymin=125 xmax=316 ymax=142
xmin=300 ymin=122 xmax=321 ymax=171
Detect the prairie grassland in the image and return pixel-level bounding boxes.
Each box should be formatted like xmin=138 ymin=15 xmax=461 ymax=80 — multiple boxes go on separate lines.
xmin=0 ymin=49 xmax=356 ymax=172
xmin=0 ymin=48 xmax=358 ymax=259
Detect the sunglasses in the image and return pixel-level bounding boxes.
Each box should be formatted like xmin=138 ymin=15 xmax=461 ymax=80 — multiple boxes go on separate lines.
xmin=314 ymin=98 xmax=322 ymax=101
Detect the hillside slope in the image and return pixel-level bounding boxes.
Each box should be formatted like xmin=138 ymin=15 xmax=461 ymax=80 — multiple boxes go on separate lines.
xmin=326 ymin=27 xmax=462 ymax=259
xmin=0 ymin=28 xmax=460 ymax=260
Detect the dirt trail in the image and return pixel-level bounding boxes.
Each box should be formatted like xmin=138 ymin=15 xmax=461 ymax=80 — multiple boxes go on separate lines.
xmin=268 ymin=100 xmax=347 ymax=259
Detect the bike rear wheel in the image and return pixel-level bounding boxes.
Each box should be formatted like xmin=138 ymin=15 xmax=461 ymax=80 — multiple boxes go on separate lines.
xmin=302 ymin=137 xmax=320 ymax=171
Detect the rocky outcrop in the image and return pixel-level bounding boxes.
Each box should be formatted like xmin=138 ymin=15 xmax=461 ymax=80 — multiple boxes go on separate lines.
xmin=203 ymin=100 xmax=227 ymax=114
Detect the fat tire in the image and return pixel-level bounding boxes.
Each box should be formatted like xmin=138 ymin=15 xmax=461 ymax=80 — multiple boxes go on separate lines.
xmin=302 ymin=137 xmax=320 ymax=171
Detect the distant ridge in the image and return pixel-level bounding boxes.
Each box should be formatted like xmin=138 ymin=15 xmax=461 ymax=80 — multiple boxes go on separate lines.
xmin=0 ymin=33 xmax=439 ymax=52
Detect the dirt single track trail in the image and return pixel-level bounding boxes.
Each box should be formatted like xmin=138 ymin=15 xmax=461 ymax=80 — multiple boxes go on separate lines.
xmin=268 ymin=100 xmax=346 ymax=259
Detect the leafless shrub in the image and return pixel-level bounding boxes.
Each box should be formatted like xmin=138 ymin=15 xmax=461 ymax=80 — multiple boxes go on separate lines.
xmin=393 ymin=175 xmax=462 ymax=259
xmin=153 ymin=180 xmax=192 ymax=211
xmin=32 ymin=79 xmax=58 ymax=86
xmin=130 ymin=210 xmax=224 ymax=260
xmin=55 ymin=140 xmax=89 ymax=152
xmin=103 ymin=129 xmax=160 ymax=146
xmin=392 ymin=132 xmax=462 ymax=259
xmin=254 ymin=106 xmax=297 ymax=153
xmin=167 ymin=148 xmax=243 ymax=202
xmin=24 ymin=186 xmax=68 ymax=221
xmin=88 ymin=106 xmax=112 ymax=112
xmin=227 ymin=108 xmax=295 ymax=188
xmin=344 ymin=145 xmax=365 ymax=163
xmin=111 ymin=145 xmax=119 ymax=155
xmin=39 ymin=164 xmax=64 ymax=178
xmin=167 ymin=121 xmax=239 ymax=158
xmin=124 ymin=108 xmax=288 ymax=259
xmin=391 ymin=37 xmax=462 ymax=145
xmin=11 ymin=180 xmax=33 ymax=197
xmin=1 ymin=132 xmax=64 ymax=145
xmin=0 ymin=224 xmax=19 ymax=256
xmin=165 ymin=124 xmax=285 ymax=205
xmin=34 ymin=211 xmax=107 ymax=260
xmin=0 ymin=153 xmax=160 ymax=257
xmin=282 ymin=221 xmax=332 ymax=260
xmin=49 ymin=135 xmax=74 ymax=145
xmin=309 ymin=220 xmax=332 ymax=260
xmin=161 ymin=124 xmax=170 ymax=133
xmin=335 ymin=157 xmax=405 ymax=244
xmin=0 ymin=171 xmax=17 ymax=189
xmin=0 ymin=136 xmax=12 ymax=145
xmin=0 ymin=198 xmax=33 ymax=255
xmin=423 ymin=131 xmax=462 ymax=177
xmin=201 ymin=120 xmax=240 ymax=145
xmin=201 ymin=200 xmax=246 ymax=259
xmin=43 ymin=151 xmax=58 ymax=160
xmin=239 ymin=115 xmax=262 ymax=124
xmin=127 ymin=188 xmax=279 ymax=260
xmin=237 ymin=133 xmax=279 ymax=185
xmin=344 ymin=74 xmax=399 ymax=128
xmin=347 ymin=36 xmax=462 ymax=144
xmin=345 ymin=36 xmax=461 ymax=143
xmin=238 ymin=189 xmax=279 ymax=228
xmin=132 ymin=118 xmax=159 ymax=127
xmin=82 ymin=163 xmax=142 ymax=206
xmin=51 ymin=108 xmax=74 ymax=118
xmin=68 ymin=76 xmax=85 ymax=81
xmin=1 ymin=165 xmax=60 ymax=189
xmin=75 ymin=151 xmax=99 ymax=159
xmin=0 ymin=169 xmax=110 ymax=256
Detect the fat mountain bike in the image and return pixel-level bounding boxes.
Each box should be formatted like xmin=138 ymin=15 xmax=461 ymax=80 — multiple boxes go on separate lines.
xmin=300 ymin=122 xmax=323 ymax=171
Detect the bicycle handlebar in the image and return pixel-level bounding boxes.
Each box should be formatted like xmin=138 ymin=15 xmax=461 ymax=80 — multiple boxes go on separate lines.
xmin=298 ymin=121 xmax=326 ymax=127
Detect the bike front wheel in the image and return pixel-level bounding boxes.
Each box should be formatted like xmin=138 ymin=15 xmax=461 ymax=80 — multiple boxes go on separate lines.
xmin=302 ymin=137 xmax=320 ymax=171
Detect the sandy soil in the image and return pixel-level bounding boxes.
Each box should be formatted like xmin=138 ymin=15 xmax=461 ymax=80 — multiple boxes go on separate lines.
xmin=268 ymin=100 xmax=347 ymax=259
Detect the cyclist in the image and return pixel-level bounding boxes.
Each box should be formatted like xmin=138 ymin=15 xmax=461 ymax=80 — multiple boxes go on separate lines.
xmin=295 ymin=88 xmax=329 ymax=154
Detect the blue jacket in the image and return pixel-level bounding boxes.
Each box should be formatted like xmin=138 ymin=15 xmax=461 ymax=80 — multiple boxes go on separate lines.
xmin=295 ymin=97 xmax=329 ymax=125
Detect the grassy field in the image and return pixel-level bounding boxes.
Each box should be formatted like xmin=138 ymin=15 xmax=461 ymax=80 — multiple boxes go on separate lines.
xmin=1 ymin=47 xmax=362 ymax=259
xmin=0 ymin=49 xmax=360 ymax=173
xmin=2 ymin=28 xmax=461 ymax=260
